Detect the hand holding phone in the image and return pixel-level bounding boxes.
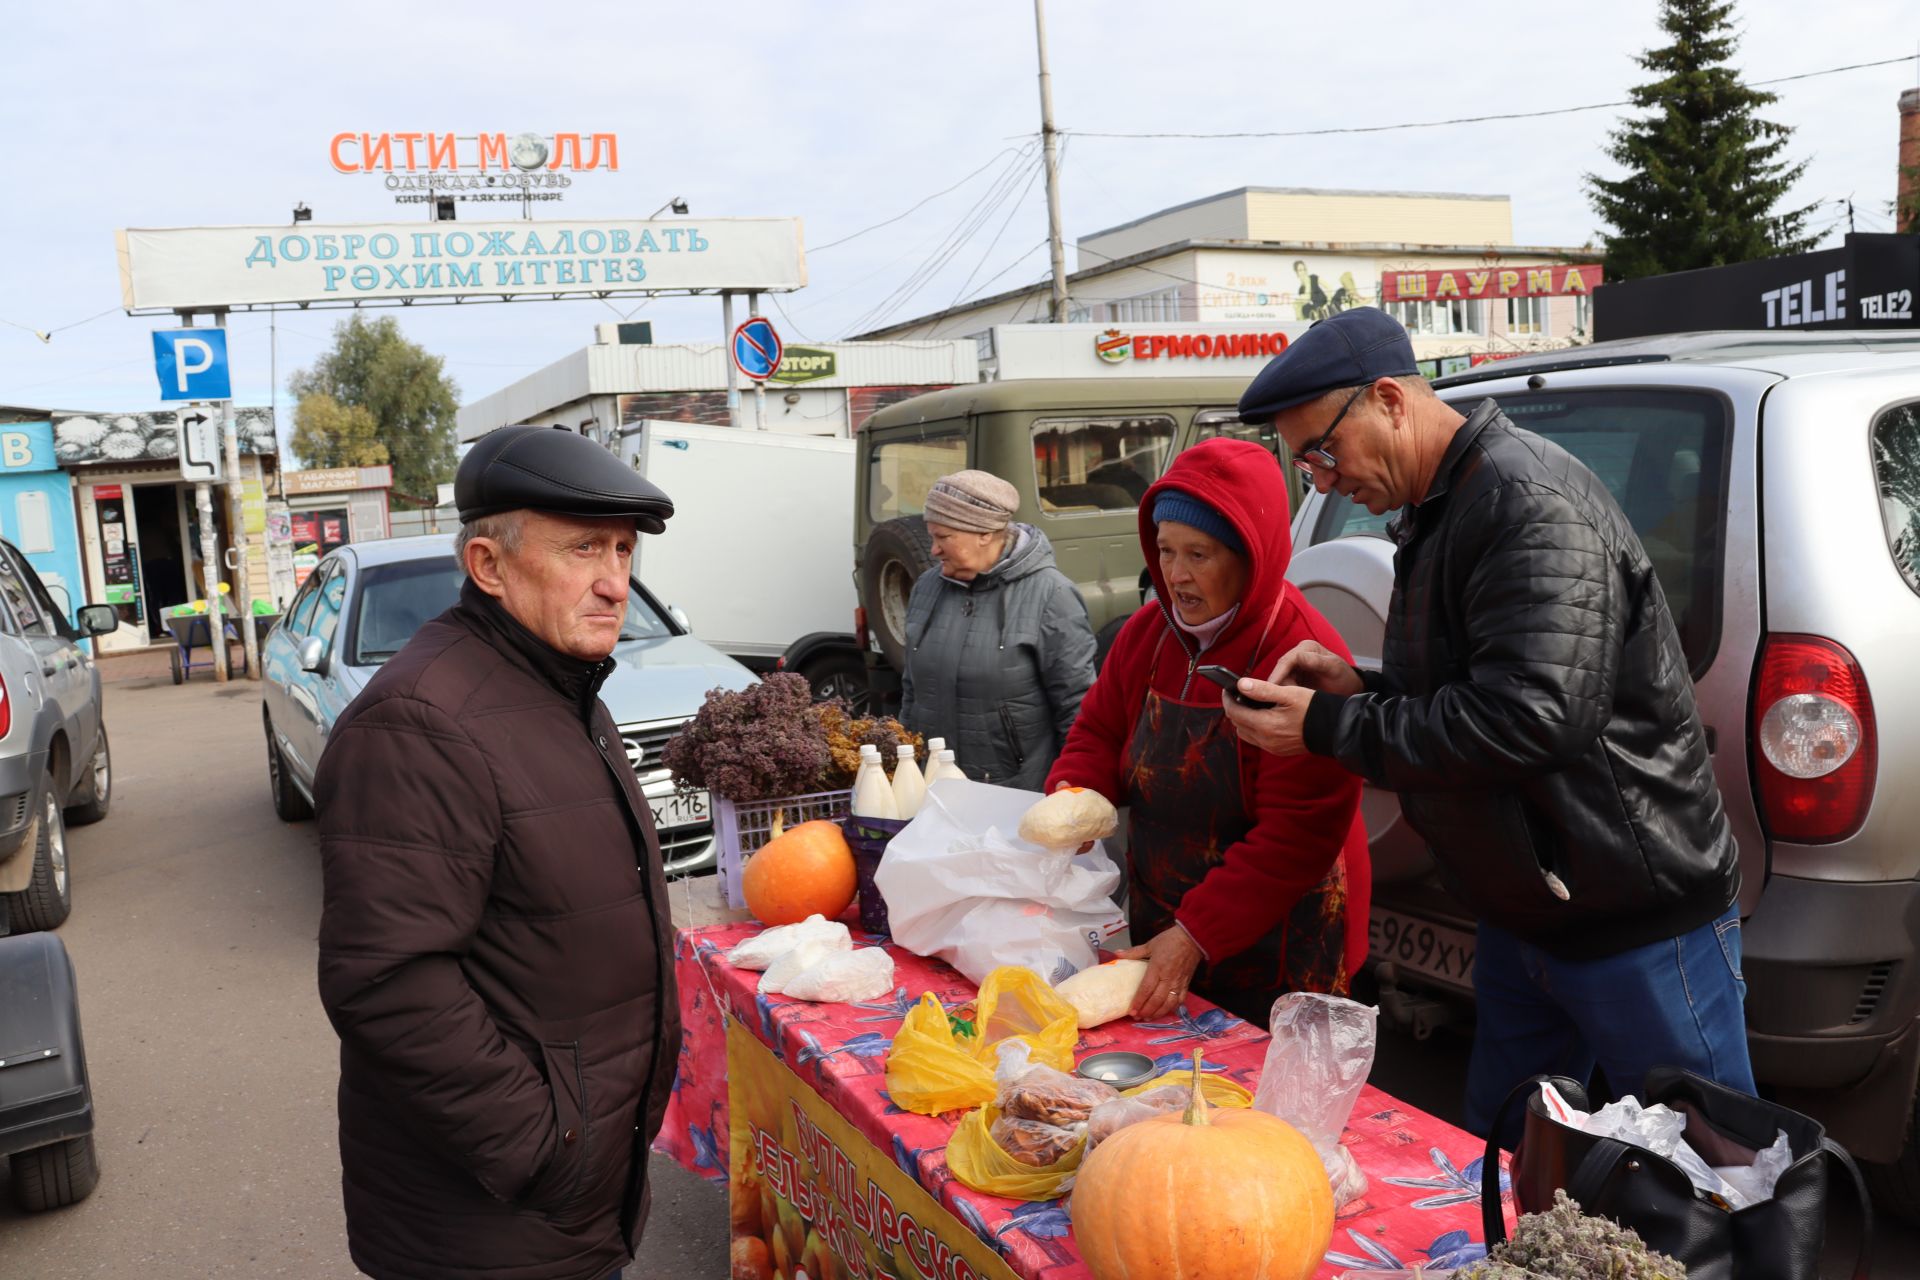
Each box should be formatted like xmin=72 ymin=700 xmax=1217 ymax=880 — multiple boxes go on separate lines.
xmin=1196 ymin=664 xmax=1274 ymax=711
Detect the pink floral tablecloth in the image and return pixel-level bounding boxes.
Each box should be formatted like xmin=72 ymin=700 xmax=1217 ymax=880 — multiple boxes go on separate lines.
xmin=658 ymin=920 xmax=1508 ymax=1277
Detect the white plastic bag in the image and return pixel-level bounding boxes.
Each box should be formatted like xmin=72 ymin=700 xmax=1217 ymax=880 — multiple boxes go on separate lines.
xmin=1252 ymin=993 xmax=1379 ymax=1208
xmin=758 ymin=937 xmax=843 ymax=996
xmin=727 ymin=914 xmax=852 ymax=971
xmin=778 ymin=947 xmax=897 ymax=1003
xmin=1537 ymin=1083 xmax=1767 ymax=1208
xmin=1716 ymin=1129 xmax=1793 ymax=1206
xmin=874 ymin=779 xmax=1126 ymax=986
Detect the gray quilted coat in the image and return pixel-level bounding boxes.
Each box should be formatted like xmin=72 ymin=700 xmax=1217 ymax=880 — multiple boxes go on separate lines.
xmin=898 ymin=524 xmax=1096 ymax=792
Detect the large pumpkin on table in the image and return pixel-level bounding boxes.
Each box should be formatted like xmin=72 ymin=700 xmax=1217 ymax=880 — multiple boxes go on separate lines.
xmin=1070 ymin=1050 xmax=1333 ymax=1280
xmin=742 ymin=820 xmax=856 ymax=926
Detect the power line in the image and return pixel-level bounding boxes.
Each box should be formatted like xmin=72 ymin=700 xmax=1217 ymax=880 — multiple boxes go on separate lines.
xmin=946 ymin=159 xmax=1047 ymax=309
xmin=1062 ymin=54 xmax=1916 ymax=141
xmin=810 ymin=146 xmax=1033 ymax=253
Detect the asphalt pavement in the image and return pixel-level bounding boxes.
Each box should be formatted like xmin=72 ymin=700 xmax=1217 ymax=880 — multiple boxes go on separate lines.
xmin=0 ymin=671 xmax=1912 ymax=1277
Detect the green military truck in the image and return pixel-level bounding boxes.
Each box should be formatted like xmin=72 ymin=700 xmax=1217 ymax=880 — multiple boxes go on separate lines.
xmin=775 ymin=377 xmax=1299 ymax=709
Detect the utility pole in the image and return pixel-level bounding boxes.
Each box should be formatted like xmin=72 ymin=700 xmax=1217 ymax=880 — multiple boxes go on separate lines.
xmin=1032 ymin=0 xmax=1070 ymax=322
xmin=214 ymin=310 xmax=260 ymax=680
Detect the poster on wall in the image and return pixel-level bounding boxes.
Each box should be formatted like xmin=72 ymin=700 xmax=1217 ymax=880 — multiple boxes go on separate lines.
xmin=1196 ymin=251 xmax=1380 ymax=324
xmin=50 ymin=408 xmax=277 ymax=464
xmin=91 ymin=485 xmax=143 ymax=620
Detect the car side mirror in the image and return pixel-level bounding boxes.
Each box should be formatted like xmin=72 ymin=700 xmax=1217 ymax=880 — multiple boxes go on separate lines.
xmin=668 ymin=605 xmax=691 ymax=632
xmin=76 ymin=604 xmax=118 ymax=637
xmin=297 ymin=634 xmax=330 ymax=675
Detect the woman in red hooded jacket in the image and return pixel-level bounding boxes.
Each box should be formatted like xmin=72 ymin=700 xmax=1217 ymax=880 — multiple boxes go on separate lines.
xmin=1046 ymin=438 xmax=1369 ymax=1026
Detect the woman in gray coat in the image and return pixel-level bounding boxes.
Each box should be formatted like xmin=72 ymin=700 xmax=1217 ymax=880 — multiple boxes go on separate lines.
xmin=898 ymin=470 xmax=1097 ymax=792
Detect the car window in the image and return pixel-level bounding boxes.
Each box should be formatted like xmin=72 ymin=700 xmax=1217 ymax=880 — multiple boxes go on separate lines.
xmin=0 ymin=550 xmax=51 ymax=636
xmin=352 ymin=557 xmax=463 ymax=665
xmin=867 ymin=435 xmax=968 ymax=523
xmin=1194 ymin=409 xmax=1285 ymax=460
xmin=1031 ymin=415 xmax=1176 ymax=514
xmin=285 ymin=569 xmax=326 ymax=636
xmin=1311 ymin=389 xmax=1730 ymax=674
xmin=1871 ymin=399 xmax=1920 ymax=596
xmin=310 ymin=567 xmax=348 ymax=652
xmin=14 ymin=550 xmax=72 ymax=636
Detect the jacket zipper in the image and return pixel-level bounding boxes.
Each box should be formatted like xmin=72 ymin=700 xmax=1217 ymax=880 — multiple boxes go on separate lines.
xmin=1155 ymin=598 xmax=1202 ymax=699
xmin=997 ymin=704 xmax=1027 ymax=773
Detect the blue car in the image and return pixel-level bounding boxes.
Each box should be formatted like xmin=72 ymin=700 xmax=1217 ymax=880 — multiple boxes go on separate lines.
xmin=259 ymin=534 xmax=755 ymax=875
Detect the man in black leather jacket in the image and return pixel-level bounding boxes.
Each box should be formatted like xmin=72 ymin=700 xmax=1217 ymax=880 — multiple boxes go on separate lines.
xmin=1223 ymin=309 xmax=1752 ymax=1139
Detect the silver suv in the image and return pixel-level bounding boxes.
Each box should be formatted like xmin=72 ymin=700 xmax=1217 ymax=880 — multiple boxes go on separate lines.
xmin=0 ymin=537 xmax=116 ymax=935
xmin=1285 ymin=331 xmax=1920 ymax=1216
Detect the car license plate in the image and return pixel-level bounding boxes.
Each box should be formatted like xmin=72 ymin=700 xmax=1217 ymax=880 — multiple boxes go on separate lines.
xmin=650 ymin=790 xmax=711 ymax=832
xmin=1368 ymin=908 xmax=1476 ymax=990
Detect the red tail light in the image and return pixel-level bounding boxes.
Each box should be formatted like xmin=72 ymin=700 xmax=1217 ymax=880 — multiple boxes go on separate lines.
xmin=1751 ymin=634 xmax=1876 ymax=844
xmin=0 ymin=670 xmax=9 ymax=739
xmin=854 ymin=606 xmax=870 ymax=651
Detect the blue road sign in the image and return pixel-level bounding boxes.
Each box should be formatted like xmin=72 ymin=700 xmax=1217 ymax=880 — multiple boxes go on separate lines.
xmin=731 ymin=317 xmax=783 ymax=382
xmin=153 ymin=329 xmax=232 ymax=401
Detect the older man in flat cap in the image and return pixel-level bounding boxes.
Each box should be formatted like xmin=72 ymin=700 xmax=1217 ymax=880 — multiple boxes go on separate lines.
xmin=1220 ymin=308 xmax=1751 ymax=1144
xmin=315 ymin=427 xmax=678 ymax=1280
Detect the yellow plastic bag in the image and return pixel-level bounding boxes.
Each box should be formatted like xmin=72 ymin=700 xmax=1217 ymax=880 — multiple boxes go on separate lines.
xmin=884 ymin=968 xmax=1080 ymax=1116
xmin=1122 ymin=1069 xmax=1253 ymax=1109
xmin=946 ymin=1103 xmax=1087 ymax=1200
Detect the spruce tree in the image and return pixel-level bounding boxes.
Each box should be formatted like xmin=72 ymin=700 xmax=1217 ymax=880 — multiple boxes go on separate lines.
xmin=1587 ymin=0 xmax=1816 ymax=279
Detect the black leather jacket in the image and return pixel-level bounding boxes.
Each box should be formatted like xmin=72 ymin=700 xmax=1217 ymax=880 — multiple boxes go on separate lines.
xmin=1302 ymin=401 xmax=1739 ymax=959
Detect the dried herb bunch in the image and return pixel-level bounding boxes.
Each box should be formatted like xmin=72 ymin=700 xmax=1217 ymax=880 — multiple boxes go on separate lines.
xmin=815 ymin=700 xmax=925 ymax=789
xmin=1459 ymin=1191 xmax=1687 ymax=1279
xmin=661 ymin=674 xmax=831 ymax=802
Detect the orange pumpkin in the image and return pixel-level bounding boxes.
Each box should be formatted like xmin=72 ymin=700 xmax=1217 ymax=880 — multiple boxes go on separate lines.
xmin=1070 ymin=1049 xmax=1333 ymax=1280
xmin=742 ymin=820 xmax=857 ymax=926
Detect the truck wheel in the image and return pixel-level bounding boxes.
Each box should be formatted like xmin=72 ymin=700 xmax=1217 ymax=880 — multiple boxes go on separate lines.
xmin=1865 ymin=1109 xmax=1920 ymax=1225
xmin=1 ymin=776 xmax=72 ymax=932
xmin=9 ymin=1134 xmax=101 ymax=1211
xmin=266 ymin=716 xmax=313 ymax=822
xmin=859 ymin=518 xmax=934 ymax=672
xmin=64 ymin=726 xmax=112 ymax=827
xmin=800 ymin=651 xmax=871 ymax=714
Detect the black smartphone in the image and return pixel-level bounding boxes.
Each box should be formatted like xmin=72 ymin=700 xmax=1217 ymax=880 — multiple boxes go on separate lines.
xmin=1196 ymin=664 xmax=1273 ymax=710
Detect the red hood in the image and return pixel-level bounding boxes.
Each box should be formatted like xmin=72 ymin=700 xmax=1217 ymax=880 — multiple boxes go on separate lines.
xmin=1139 ymin=438 xmax=1296 ymax=667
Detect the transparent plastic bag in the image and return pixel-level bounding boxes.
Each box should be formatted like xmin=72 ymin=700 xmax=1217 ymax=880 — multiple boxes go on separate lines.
xmin=1252 ymin=993 xmax=1379 ymax=1208
xmin=883 ymin=968 xmax=1079 ymax=1116
xmin=994 ymin=1040 xmax=1117 ymax=1126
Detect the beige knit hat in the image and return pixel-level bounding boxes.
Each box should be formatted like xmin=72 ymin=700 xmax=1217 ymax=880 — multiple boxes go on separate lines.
xmin=924 ymin=470 xmax=1018 ymax=533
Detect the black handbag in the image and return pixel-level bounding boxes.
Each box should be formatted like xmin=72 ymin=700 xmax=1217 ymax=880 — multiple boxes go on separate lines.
xmin=1477 ymin=1068 xmax=1872 ymax=1280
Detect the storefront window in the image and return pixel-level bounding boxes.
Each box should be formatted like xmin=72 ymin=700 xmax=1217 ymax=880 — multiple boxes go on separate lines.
xmin=1384 ymin=299 xmax=1485 ymax=337
xmin=1507 ymin=297 xmax=1551 ymax=338
xmin=1030 ymin=416 xmax=1176 ymax=514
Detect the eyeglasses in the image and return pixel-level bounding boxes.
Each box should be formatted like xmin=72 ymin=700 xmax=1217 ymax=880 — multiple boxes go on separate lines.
xmin=1291 ymin=385 xmax=1368 ymax=478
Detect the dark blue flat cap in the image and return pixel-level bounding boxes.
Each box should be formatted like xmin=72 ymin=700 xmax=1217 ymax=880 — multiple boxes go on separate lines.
xmin=1238 ymin=306 xmax=1419 ymax=423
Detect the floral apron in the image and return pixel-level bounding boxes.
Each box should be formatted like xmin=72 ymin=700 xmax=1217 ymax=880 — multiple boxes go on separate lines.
xmin=1124 ymin=626 xmax=1348 ymax=1025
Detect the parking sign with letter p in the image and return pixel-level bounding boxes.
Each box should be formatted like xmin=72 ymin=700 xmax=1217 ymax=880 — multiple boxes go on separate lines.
xmin=153 ymin=329 xmax=232 ymax=402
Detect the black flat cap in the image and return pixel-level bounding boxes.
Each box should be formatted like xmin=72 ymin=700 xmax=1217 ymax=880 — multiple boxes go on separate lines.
xmin=456 ymin=426 xmax=674 ymax=533
xmin=1238 ymin=307 xmax=1420 ymax=423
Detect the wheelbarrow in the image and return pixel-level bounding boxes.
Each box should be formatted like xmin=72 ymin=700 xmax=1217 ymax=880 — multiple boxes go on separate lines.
xmin=161 ymin=610 xmax=276 ymax=683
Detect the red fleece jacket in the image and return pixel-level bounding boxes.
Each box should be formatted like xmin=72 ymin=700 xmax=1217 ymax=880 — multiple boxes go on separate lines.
xmin=1046 ymin=438 xmax=1371 ymax=976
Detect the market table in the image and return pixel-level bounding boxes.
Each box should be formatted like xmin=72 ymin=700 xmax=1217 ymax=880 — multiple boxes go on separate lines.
xmin=659 ymin=920 xmax=1506 ymax=1279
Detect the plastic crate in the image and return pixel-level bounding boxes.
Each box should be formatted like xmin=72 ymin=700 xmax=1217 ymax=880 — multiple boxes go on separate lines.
xmin=713 ymin=789 xmax=854 ymax=909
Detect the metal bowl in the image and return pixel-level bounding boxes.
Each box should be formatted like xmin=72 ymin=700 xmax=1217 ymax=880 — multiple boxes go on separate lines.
xmin=1076 ymin=1050 xmax=1155 ymax=1090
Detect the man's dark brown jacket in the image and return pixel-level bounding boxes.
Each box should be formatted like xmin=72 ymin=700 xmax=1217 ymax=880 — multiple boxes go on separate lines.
xmin=316 ymin=580 xmax=680 ymax=1280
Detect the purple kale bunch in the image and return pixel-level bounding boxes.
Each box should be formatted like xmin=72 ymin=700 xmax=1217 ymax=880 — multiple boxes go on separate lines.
xmin=661 ymin=673 xmax=830 ymax=802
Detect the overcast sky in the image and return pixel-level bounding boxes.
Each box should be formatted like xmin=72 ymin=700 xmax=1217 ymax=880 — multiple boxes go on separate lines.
xmin=2 ymin=0 xmax=1914 ymax=418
